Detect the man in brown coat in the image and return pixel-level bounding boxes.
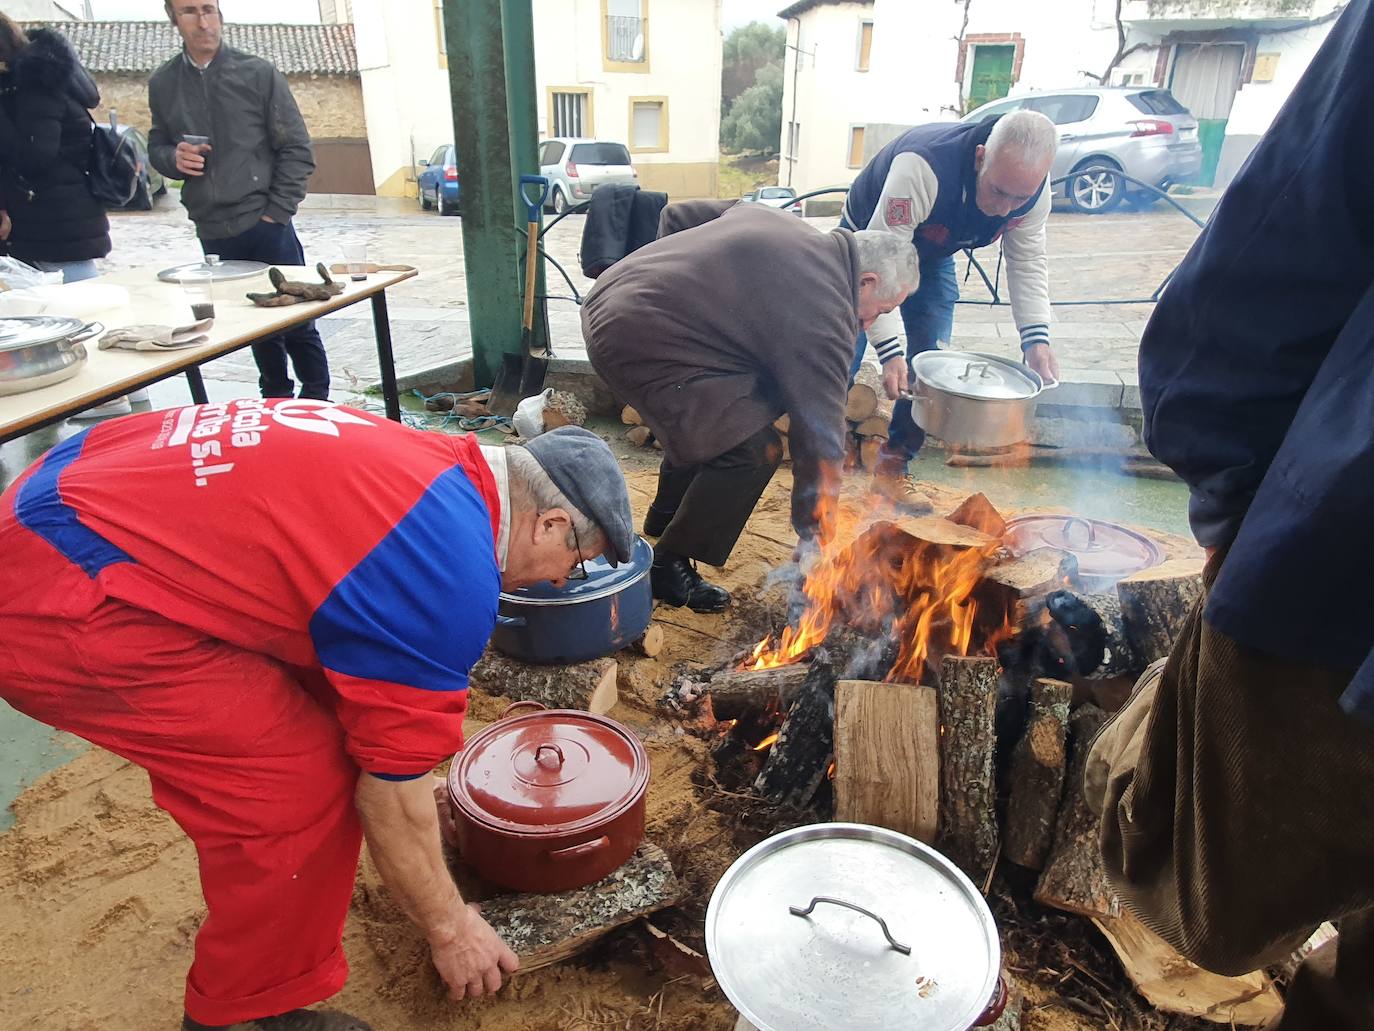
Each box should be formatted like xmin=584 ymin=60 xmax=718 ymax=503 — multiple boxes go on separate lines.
xmin=581 ymin=201 xmax=918 ymax=611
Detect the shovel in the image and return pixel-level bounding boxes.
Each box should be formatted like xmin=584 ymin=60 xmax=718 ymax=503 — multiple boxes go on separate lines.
xmin=489 ymin=175 xmax=552 ymax=417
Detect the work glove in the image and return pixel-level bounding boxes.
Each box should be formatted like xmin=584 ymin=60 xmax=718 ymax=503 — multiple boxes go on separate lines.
xmin=246 ymin=263 xmax=346 ymax=307
xmin=98 ymin=318 xmax=213 ymax=351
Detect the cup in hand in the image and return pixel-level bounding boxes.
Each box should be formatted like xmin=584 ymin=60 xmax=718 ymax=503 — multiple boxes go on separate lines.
xmin=342 ymin=241 xmax=368 ymax=282
xmin=178 ymin=269 xmax=215 ymax=322
xmin=180 ymin=134 xmax=212 ymax=175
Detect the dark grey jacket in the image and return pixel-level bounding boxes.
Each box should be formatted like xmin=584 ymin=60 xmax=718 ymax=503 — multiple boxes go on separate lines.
xmin=147 ymin=45 xmax=314 ymax=240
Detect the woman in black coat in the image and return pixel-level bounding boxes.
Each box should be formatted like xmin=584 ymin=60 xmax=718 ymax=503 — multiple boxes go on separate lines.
xmin=0 ymin=18 xmax=111 ymax=283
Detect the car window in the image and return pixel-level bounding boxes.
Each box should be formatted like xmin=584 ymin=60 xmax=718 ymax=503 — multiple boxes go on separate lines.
xmin=1128 ymin=90 xmax=1187 ymax=116
xmin=758 ymin=187 xmax=794 ymax=199
xmin=1022 ymin=94 xmax=1099 ymax=125
xmin=429 ymin=146 xmax=447 ymax=166
xmin=967 ymin=99 xmax=1021 ymax=124
xmin=540 ymin=141 xmax=565 ymax=165
xmin=570 ymin=142 xmax=632 ymax=165
xmin=445 ymin=146 xmax=457 ymax=166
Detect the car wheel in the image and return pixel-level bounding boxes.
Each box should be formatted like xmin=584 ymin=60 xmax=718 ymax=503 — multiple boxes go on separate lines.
xmin=420 ymin=186 xmax=433 ymax=211
xmin=551 ymin=187 xmax=568 ymax=215
xmin=1067 ymin=160 xmax=1124 ymax=214
xmin=437 ymin=190 xmax=449 ymax=216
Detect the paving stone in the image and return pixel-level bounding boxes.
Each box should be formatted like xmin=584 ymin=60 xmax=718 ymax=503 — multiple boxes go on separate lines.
xmin=1044 ymin=369 xmax=1124 ymax=409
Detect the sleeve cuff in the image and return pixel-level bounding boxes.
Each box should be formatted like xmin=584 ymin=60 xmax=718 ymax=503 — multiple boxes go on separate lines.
xmin=1019 ymin=324 xmax=1051 ymax=351
xmin=263 ymin=203 xmax=295 ymax=226
xmin=368 ymin=770 xmax=428 ymax=782
xmin=874 ymin=337 xmax=905 ymax=365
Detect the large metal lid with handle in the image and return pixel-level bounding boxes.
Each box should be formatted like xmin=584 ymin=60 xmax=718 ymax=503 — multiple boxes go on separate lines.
xmin=707 ymin=823 xmax=1006 ymax=1031
xmin=914 ymin=351 xmax=1043 ymax=400
xmin=156 ymin=257 xmax=269 ymax=283
xmin=907 ymin=350 xmax=1055 ymax=450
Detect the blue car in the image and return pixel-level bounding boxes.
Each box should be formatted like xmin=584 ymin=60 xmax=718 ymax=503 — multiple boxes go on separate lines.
xmin=417 ymin=144 xmax=460 ymax=216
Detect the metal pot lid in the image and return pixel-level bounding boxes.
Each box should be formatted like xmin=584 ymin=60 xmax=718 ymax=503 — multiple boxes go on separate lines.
xmin=499 ymin=534 xmax=653 ymax=607
xmin=156 ymin=259 xmax=269 ymax=283
xmin=913 ymin=350 xmax=1041 ymax=401
xmin=450 ymin=707 xmax=649 ymax=835
xmin=0 ymin=315 xmax=87 ymax=352
xmin=1004 ymin=514 xmax=1164 ymax=582
xmin=706 ymin=823 xmax=1001 ymax=1031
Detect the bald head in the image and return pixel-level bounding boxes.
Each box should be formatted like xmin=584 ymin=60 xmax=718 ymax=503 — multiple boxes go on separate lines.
xmin=974 ymin=109 xmax=1056 ymax=218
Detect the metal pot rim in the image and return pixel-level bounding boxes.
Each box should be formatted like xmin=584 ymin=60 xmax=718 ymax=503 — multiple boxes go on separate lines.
xmin=912 ymin=350 xmax=1045 ymax=403
xmin=0 ymin=315 xmax=91 ymax=354
xmin=498 ymin=535 xmax=653 ymax=607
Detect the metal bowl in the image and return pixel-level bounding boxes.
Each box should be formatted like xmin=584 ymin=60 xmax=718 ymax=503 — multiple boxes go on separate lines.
xmin=0 ymin=316 xmax=104 ymax=396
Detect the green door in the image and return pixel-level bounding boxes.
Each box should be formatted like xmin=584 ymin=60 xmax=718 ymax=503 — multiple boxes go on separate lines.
xmin=968 ymin=45 xmax=1015 ymax=112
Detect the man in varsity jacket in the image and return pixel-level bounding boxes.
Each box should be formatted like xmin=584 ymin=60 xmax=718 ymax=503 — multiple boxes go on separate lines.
xmin=843 ymin=110 xmax=1060 ymax=506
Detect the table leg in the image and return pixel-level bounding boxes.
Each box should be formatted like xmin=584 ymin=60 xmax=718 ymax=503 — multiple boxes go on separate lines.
xmin=185 ymin=366 xmax=209 ymax=404
xmin=371 ymin=291 xmax=401 ymax=423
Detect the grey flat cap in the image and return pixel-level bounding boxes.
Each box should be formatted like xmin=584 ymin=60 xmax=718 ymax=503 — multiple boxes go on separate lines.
xmin=520 ymin=426 xmax=634 ymax=566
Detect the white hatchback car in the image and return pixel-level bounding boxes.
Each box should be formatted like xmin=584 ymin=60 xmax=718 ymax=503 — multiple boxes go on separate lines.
xmin=538 ymin=138 xmax=638 ymax=214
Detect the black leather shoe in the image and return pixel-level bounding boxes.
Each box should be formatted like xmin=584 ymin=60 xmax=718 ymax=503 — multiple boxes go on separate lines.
xmin=643 ymin=504 xmax=674 ymax=538
xmin=651 ymin=554 xmax=731 ymax=613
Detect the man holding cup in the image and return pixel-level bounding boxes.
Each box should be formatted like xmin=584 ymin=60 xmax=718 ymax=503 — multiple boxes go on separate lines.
xmin=148 ymin=1 xmax=329 ymax=400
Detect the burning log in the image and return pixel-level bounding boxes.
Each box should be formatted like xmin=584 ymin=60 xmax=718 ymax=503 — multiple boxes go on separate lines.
xmin=1034 ymin=704 xmax=1120 ymax=919
xmin=702 ymin=664 xmax=810 ymax=722
xmin=942 ymin=492 xmax=1008 ymax=539
xmin=883 ymin=514 xmax=998 ymax=551
xmin=753 ymin=661 xmax=837 ymax=808
xmin=937 ymin=655 xmax=1001 ymax=883
xmin=481 ymin=843 xmax=681 ymax=975
xmin=983 ymin=547 xmax=1077 ymax=600
xmin=1116 ymin=558 xmax=1204 ymax=665
xmin=1048 ymin=590 xmax=1140 ymax=679
xmin=833 ymin=680 xmax=940 ymax=844
xmin=1002 ymin=678 xmax=1072 ymax=871
xmin=469 ymin=652 xmax=618 ymax=714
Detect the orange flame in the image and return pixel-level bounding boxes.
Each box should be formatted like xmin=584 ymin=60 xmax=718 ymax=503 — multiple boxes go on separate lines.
xmin=753 ymin=732 xmax=780 ymax=752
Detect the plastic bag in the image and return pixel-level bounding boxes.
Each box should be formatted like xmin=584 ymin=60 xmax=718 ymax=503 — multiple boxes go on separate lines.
xmin=512 ymin=388 xmax=553 ymax=438
xmin=0 ymin=282 xmax=129 ymax=318
xmin=0 ymin=257 xmax=63 ymax=291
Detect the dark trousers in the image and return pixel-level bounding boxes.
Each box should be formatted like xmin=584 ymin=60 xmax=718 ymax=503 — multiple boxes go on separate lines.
xmin=201 ymin=219 xmax=330 ymax=400
xmin=650 ymin=426 xmax=782 ymax=567
xmin=1087 ymin=553 xmax=1374 ymax=1030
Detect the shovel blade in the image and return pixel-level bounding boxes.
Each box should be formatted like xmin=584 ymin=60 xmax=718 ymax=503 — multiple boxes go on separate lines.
xmin=488 ymin=352 xmax=526 ymax=418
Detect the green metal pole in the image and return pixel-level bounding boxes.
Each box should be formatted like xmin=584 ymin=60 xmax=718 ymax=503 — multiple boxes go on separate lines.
xmin=500 ymin=0 xmax=550 ymax=357
xmin=445 ymin=0 xmax=522 ymax=388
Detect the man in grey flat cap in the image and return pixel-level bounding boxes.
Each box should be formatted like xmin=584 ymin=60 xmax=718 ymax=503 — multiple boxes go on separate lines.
xmin=0 ymin=404 xmax=631 ymax=1031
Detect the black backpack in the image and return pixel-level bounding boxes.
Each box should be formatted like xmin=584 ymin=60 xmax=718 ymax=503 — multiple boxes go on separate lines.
xmin=88 ymin=117 xmax=140 ymax=209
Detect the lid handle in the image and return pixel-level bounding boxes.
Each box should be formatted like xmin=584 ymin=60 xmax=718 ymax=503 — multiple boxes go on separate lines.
xmin=1061 ymin=516 xmax=1098 ymax=551
xmin=788 ymin=896 xmax=912 ymax=956
xmin=534 ymin=742 xmax=565 ymax=768
xmin=958 ymin=361 xmax=994 ymax=382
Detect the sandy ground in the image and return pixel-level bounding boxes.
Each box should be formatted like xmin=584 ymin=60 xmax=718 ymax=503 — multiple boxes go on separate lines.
xmin=0 ymin=467 xmax=1204 ymax=1031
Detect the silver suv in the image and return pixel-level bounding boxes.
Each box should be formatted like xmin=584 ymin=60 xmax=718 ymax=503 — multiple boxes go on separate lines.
xmin=962 ymin=87 xmax=1201 ymax=213
xmin=538 ymin=138 xmax=638 ymax=214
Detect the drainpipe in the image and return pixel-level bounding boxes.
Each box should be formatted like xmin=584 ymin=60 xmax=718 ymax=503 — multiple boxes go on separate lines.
xmin=786 ymin=17 xmax=800 ymax=188
xmin=444 ymin=0 xmax=543 ymax=388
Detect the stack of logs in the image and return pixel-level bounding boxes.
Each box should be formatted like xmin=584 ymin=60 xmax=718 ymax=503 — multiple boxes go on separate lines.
xmin=617 ymin=364 xmax=893 ymax=468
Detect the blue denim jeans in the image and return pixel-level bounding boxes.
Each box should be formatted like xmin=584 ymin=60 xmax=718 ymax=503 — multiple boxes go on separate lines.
xmin=849 ymin=253 xmax=959 ymax=469
xmin=30 ymin=259 xmax=100 ymax=284
xmin=200 ymin=219 xmax=330 ymax=400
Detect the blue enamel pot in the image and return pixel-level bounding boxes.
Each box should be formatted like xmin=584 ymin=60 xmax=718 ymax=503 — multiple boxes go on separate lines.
xmin=491 ymin=535 xmax=654 ymax=665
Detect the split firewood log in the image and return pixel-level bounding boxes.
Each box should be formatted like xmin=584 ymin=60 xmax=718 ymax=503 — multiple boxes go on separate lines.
xmin=630 ymin=623 xmax=664 ymax=658
xmin=858 ymin=437 xmax=884 ymax=470
xmin=469 ymin=651 xmax=618 ymax=713
xmin=844 ymin=382 xmax=880 ymax=423
xmin=542 ymin=390 xmax=587 ymax=429
xmin=1116 ymin=557 xmax=1204 ymax=665
xmin=941 ymin=492 xmax=1008 ymax=538
xmin=625 ymin=425 xmax=653 ymax=448
xmin=853 ymin=362 xmax=894 ymax=422
xmin=702 ymin=664 xmax=810 ymax=721
xmin=1002 ymin=678 xmax=1072 ymax=870
xmin=937 ymin=655 xmax=1000 ymax=883
xmin=853 ymin=416 xmax=891 ymax=438
xmin=621 ymin=405 xmax=643 ymax=426
xmin=833 ymin=680 xmax=939 ymax=843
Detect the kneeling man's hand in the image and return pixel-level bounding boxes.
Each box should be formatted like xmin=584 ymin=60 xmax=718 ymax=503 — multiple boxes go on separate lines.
xmin=881 ymin=355 xmax=908 ymax=400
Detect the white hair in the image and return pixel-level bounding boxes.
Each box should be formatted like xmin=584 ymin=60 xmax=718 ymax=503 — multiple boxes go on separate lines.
xmin=505 ymin=445 xmax=604 ymax=552
xmin=985 ymin=109 xmax=1057 ymax=170
xmin=852 ymin=229 xmax=920 ymax=301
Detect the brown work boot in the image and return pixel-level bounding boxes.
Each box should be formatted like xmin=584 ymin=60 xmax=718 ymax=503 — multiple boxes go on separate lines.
xmin=868 ymin=471 xmax=934 ymax=513
xmin=183 ymin=1010 xmax=376 ymax=1031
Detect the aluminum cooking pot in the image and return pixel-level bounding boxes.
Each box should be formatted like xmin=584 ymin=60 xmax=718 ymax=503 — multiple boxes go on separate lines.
xmin=0 ymin=316 xmax=104 ymax=396
xmin=491 ymin=534 xmax=653 ymax=664
xmin=907 ymin=350 xmax=1057 ymax=450
xmin=446 ymin=701 xmax=649 ymax=893
xmin=707 ymin=823 xmax=1007 ymax=1031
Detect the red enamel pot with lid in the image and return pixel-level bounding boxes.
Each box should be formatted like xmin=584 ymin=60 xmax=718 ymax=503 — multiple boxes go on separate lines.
xmin=446 ymin=701 xmax=649 ymax=893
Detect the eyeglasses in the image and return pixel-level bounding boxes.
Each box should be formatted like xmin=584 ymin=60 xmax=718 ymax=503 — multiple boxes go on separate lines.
xmin=567 ymin=522 xmax=590 ymax=581
xmin=173 ymin=5 xmax=221 ymax=21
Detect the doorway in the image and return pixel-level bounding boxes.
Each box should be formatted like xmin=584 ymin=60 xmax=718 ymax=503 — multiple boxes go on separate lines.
xmin=1169 ymin=42 xmax=1245 ymax=186
xmin=968 ymin=45 xmax=1015 ymax=111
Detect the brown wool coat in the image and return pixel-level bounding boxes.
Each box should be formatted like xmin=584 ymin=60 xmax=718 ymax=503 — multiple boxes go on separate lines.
xmin=581 ymin=200 xmax=861 ymax=534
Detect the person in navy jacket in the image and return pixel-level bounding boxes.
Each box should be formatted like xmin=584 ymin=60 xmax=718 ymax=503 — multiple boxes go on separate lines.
xmin=1086 ymin=4 xmax=1374 ymax=1027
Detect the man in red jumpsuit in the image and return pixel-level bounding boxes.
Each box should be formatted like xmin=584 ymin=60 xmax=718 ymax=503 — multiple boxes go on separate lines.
xmin=0 ymin=399 xmax=634 ymax=1031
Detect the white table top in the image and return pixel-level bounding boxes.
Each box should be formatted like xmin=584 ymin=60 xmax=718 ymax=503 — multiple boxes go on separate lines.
xmin=0 ymin=263 xmax=417 ymax=441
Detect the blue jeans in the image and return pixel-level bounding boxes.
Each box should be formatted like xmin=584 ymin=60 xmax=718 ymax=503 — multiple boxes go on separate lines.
xmin=30 ymin=259 xmax=100 ymax=284
xmin=849 ymin=254 xmax=959 ymax=468
xmin=200 ymin=219 xmax=330 ymax=400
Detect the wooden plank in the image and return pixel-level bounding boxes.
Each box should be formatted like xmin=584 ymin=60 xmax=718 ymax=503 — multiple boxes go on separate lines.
xmin=482 ymin=843 xmax=681 ymax=975
xmin=1094 ymin=909 xmax=1283 ymax=1025
xmin=937 ymin=655 xmax=1000 ymax=883
xmin=1002 ymin=678 xmax=1072 ymax=870
xmin=469 ymin=652 xmax=618 ymax=714
xmin=1034 ymin=705 xmax=1120 ymax=918
xmin=834 ymin=680 xmax=940 ymax=843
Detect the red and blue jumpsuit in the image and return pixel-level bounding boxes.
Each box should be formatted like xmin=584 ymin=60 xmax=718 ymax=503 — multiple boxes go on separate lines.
xmin=0 ymin=399 xmax=502 ymax=1025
